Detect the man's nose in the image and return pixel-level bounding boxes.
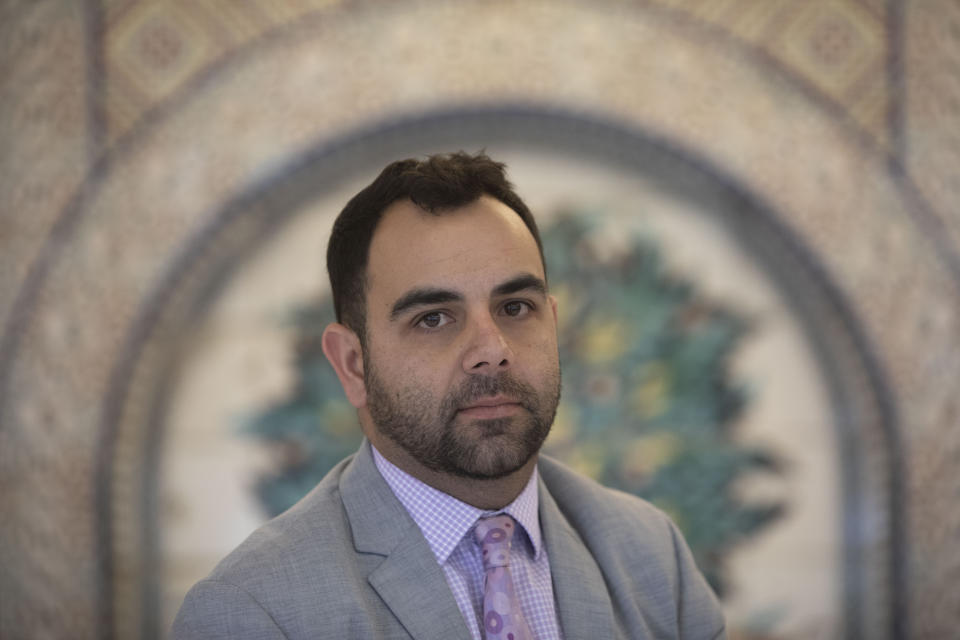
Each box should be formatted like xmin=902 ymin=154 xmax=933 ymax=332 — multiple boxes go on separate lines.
xmin=462 ymin=313 xmax=513 ymax=373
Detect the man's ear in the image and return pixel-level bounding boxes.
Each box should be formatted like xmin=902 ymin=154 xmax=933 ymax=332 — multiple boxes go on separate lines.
xmin=321 ymin=323 xmax=366 ymax=408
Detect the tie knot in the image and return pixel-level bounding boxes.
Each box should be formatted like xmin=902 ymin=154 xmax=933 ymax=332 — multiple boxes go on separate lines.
xmin=474 ymin=514 xmax=517 ymax=571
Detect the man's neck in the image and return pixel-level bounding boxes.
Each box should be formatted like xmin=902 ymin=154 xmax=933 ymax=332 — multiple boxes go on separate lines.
xmin=367 ymin=433 xmax=537 ymax=511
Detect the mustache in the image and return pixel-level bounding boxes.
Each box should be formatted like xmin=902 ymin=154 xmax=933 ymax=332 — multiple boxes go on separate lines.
xmin=443 ymin=374 xmax=539 ymax=413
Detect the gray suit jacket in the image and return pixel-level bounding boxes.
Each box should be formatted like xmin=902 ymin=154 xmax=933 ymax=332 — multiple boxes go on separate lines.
xmin=173 ymin=441 xmax=725 ymax=639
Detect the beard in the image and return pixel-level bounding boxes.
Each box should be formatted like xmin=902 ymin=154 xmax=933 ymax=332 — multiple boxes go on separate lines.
xmin=364 ymin=360 xmax=560 ymax=480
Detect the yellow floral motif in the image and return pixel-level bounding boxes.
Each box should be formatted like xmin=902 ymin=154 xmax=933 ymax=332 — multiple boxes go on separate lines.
xmin=565 ymin=442 xmax=608 ymax=480
xmin=630 ymin=362 xmax=670 ymax=419
xmin=621 ymin=431 xmax=682 ymax=480
xmin=579 ymin=319 xmax=628 ymax=364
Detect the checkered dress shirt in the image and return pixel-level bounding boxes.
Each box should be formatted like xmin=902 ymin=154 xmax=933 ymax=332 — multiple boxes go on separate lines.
xmin=372 ymin=446 xmax=565 ymax=640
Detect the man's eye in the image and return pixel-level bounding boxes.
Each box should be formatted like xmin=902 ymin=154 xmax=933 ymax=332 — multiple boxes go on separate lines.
xmin=502 ymin=301 xmax=532 ymax=317
xmin=416 ymin=311 xmax=452 ymax=329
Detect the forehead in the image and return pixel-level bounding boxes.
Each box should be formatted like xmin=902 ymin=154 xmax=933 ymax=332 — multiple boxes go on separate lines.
xmin=366 ymin=196 xmax=544 ymax=301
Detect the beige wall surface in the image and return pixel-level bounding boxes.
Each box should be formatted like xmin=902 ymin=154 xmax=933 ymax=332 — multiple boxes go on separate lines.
xmin=1 ymin=1 xmax=958 ymax=639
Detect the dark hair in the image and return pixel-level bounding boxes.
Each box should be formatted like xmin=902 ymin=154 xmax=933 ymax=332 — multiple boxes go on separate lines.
xmin=326 ymin=151 xmax=545 ymax=337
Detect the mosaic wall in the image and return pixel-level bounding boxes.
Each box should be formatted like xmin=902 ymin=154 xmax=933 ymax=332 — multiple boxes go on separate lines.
xmin=2 ymin=1 xmax=959 ymax=638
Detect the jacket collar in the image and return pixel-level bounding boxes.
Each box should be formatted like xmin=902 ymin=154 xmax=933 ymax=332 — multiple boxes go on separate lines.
xmin=538 ymin=465 xmax=617 ymax=640
xmin=339 ymin=441 xmax=616 ymax=640
xmin=339 ymin=440 xmax=472 ymax=639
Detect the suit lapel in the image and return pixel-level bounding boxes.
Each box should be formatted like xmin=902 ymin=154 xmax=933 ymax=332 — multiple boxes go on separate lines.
xmin=340 ymin=441 xmax=472 ymax=640
xmin=540 ymin=476 xmax=618 ymax=640
xmin=366 ymin=533 xmax=472 ymax=639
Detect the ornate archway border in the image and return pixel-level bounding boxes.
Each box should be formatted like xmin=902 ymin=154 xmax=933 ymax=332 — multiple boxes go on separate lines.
xmin=4 ymin=1 xmax=950 ymax=637
xmin=97 ymin=107 xmax=905 ymax=639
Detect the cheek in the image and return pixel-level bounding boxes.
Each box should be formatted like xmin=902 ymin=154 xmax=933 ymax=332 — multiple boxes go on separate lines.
xmin=515 ymin=335 xmax=560 ymax=374
xmin=394 ymin=355 xmax=455 ymax=391
xmin=524 ymin=324 xmax=559 ymax=356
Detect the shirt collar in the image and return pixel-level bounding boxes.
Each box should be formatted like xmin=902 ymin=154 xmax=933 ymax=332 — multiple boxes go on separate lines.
xmin=371 ymin=445 xmax=543 ymax=564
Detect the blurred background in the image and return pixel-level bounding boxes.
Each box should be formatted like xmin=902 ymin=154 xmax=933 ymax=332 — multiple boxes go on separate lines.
xmin=1 ymin=1 xmax=958 ymax=638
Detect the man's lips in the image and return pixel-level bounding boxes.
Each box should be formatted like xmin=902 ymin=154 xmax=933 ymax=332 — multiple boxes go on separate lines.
xmin=457 ymin=396 xmax=523 ymax=419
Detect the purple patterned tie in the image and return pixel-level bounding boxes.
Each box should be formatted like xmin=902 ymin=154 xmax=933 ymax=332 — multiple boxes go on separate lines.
xmin=474 ymin=515 xmax=534 ymax=640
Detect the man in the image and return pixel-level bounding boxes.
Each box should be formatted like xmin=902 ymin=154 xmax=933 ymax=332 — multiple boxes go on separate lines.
xmin=173 ymin=152 xmax=726 ymax=639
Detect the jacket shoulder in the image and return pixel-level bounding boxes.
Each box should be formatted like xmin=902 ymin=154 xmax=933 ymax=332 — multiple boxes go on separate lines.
xmin=538 ymin=454 xmax=675 ymax=537
xmin=538 ymin=454 xmax=727 ymax=638
xmin=173 ymin=455 xmax=379 ymax=639
xmin=207 ymin=455 xmax=354 ymax=584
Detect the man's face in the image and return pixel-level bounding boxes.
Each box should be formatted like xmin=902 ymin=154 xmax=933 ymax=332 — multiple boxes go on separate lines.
xmin=361 ymin=196 xmax=561 ymax=480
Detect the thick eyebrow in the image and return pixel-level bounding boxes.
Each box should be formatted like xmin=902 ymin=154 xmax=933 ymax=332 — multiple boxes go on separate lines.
xmin=492 ymin=273 xmax=547 ymax=298
xmin=390 ymin=288 xmax=464 ymax=320
xmin=388 ymin=273 xmax=547 ymax=321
